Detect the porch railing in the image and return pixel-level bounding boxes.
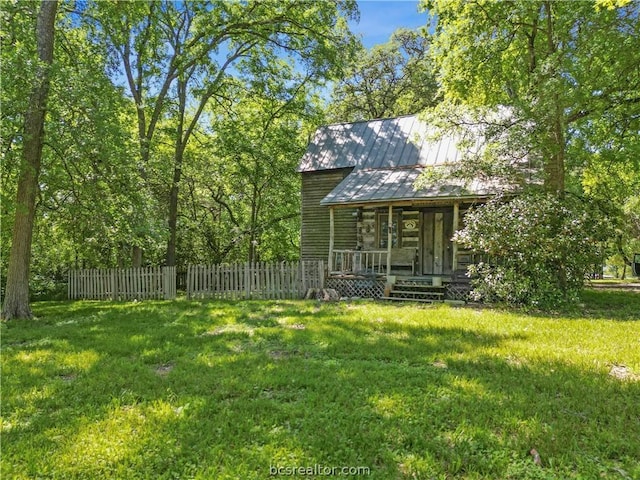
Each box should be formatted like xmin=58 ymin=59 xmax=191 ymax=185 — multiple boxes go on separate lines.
xmin=330 ymin=249 xmax=388 ymax=276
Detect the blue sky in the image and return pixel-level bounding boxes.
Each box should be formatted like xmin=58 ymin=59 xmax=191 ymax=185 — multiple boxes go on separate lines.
xmin=351 ymin=0 xmax=428 ymax=48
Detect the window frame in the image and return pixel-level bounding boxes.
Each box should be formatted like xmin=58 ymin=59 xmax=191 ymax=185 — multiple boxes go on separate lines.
xmin=377 ymin=211 xmax=401 ymax=248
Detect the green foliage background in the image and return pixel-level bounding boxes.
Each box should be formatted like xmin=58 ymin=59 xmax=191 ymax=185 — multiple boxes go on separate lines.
xmin=1 ymin=0 xmax=359 ymax=298
xmin=418 ymin=0 xmax=640 ymax=300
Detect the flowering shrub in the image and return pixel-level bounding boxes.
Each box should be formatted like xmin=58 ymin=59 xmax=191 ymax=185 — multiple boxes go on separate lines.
xmin=454 ymin=193 xmax=612 ymax=308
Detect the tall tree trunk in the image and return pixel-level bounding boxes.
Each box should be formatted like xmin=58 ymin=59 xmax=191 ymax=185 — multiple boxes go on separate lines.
xmin=165 ymin=77 xmax=187 ymax=267
xmin=166 ymin=158 xmax=182 ymax=267
xmin=542 ymin=1 xmax=565 ymax=198
xmin=132 ymin=246 xmax=143 ymax=268
xmin=544 ymin=102 xmax=566 ymax=196
xmin=2 ymin=0 xmax=57 ymax=320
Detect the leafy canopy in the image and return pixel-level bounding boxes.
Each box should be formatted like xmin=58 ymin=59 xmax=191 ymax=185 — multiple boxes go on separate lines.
xmin=420 ymin=0 xmax=640 ymax=194
xmin=329 ymin=28 xmax=439 ymax=122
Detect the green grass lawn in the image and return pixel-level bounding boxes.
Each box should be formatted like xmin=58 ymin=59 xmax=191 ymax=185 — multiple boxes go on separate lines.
xmin=2 ymin=290 xmax=639 ymax=479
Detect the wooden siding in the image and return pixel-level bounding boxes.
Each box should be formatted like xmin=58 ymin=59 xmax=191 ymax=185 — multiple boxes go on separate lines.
xmin=301 ymin=168 xmax=357 ymax=260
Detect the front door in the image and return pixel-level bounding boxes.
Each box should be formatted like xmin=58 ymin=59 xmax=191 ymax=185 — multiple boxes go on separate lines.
xmin=421 ymin=210 xmax=453 ymax=275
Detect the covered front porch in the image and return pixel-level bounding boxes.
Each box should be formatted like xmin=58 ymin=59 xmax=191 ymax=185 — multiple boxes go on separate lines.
xmin=325 ymin=201 xmax=475 ymax=301
xmin=317 ymin=165 xmax=493 ymax=300
xmin=327 ymin=202 xmax=469 ymax=281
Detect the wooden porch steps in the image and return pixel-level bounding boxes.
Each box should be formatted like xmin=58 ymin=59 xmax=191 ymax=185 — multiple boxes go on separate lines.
xmin=390 ymin=289 xmax=444 ymax=297
xmin=381 ymin=296 xmax=437 ymax=303
xmin=383 ymin=278 xmax=447 ymax=303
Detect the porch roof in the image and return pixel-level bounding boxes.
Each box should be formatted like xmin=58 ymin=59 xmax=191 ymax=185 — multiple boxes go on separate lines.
xmin=320 ymin=167 xmax=497 ymax=206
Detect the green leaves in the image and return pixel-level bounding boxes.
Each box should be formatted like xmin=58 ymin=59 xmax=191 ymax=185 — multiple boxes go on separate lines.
xmin=329 ymin=28 xmax=440 ymax=122
xmin=178 ymin=75 xmax=322 ymax=264
xmin=422 ymin=0 xmax=640 ymax=193
xmin=3 ymin=0 xmax=361 ymax=283
xmin=420 ymin=0 xmax=640 ymax=289
xmin=87 ymin=0 xmax=359 ymax=266
xmin=456 ymin=193 xmax=613 ymax=307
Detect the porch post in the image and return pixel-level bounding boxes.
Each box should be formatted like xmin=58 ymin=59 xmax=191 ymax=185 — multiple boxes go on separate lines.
xmin=328 ymin=206 xmax=335 ymax=272
xmin=386 ymin=204 xmax=393 ymax=279
xmin=452 ymin=202 xmax=459 ymax=272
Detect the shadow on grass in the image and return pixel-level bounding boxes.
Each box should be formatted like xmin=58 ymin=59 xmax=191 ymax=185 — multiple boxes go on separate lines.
xmin=2 ymin=299 xmax=639 ymax=479
xmin=574 ymin=289 xmax=640 ymax=321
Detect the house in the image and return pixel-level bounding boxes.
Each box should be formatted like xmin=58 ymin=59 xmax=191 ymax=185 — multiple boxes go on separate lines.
xmin=297 ymin=114 xmax=499 ymax=300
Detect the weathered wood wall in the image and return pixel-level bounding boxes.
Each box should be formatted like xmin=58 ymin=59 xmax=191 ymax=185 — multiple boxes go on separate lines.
xmin=300 ymin=168 xmax=357 ymax=260
xmin=358 ymin=207 xmax=421 ymax=250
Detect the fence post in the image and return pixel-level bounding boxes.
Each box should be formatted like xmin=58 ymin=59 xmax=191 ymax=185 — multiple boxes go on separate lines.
xmin=245 ymin=262 xmax=250 ymax=299
xmin=282 ymin=261 xmax=287 ymax=300
xmin=109 ymin=269 xmax=115 ymax=301
xmin=163 ymin=266 xmax=175 ymax=300
xmin=171 ymin=266 xmax=176 ymax=299
xmin=162 ymin=267 xmax=166 ymax=300
xmin=186 ymin=265 xmax=191 ymax=299
xmin=319 ymin=260 xmax=325 ymax=289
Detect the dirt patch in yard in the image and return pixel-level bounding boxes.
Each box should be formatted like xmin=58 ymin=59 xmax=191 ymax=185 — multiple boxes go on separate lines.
xmin=154 ymin=363 xmax=174 ymax=377
xmin=608 ymin=364 xmax=639 ymax=382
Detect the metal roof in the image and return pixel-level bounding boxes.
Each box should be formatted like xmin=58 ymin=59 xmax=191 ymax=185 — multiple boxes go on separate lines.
xmin=320 ymin=168 xmax=496 ymax=206
xmin=298 ymin=115 xmax=476 ymax=172
xmin=298 ymin=114 xmax=495 ymax=206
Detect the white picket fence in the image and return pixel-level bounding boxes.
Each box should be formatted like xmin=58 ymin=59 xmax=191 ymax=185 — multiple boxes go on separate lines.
xmin=186 ymin=261 xmax=325 ymax=300
xmin=68 ymin=266 xmax=176 ymax=300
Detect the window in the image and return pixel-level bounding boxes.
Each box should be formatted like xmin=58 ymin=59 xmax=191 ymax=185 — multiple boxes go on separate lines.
xmin=378 ymin=213 xmax=400 ymax=248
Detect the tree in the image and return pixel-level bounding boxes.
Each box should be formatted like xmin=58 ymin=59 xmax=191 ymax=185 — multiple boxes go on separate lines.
xmin=582 ymin=155 xmax=640 ymax=276
xmin=421 ymin=0 xmax=640 ymax=196
xmin=329 ymin=28 xmax=440 ymax=122
xmin=36 ymin=22 xmax=157 ymax=271
xmin=2 ymin=0 xmax=58 ymax=320
xmin=455 ymin=193 xmax=612 ymax=307
xmin=2 ymin=2 xmax=159 ymax=301
xmin=172 ymin=68 xmax=324 ymax=265
xmin=88 ymin=0 xmax=359 ymax=267
xmin=208 ymin=74 xmax=324 ymax=263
